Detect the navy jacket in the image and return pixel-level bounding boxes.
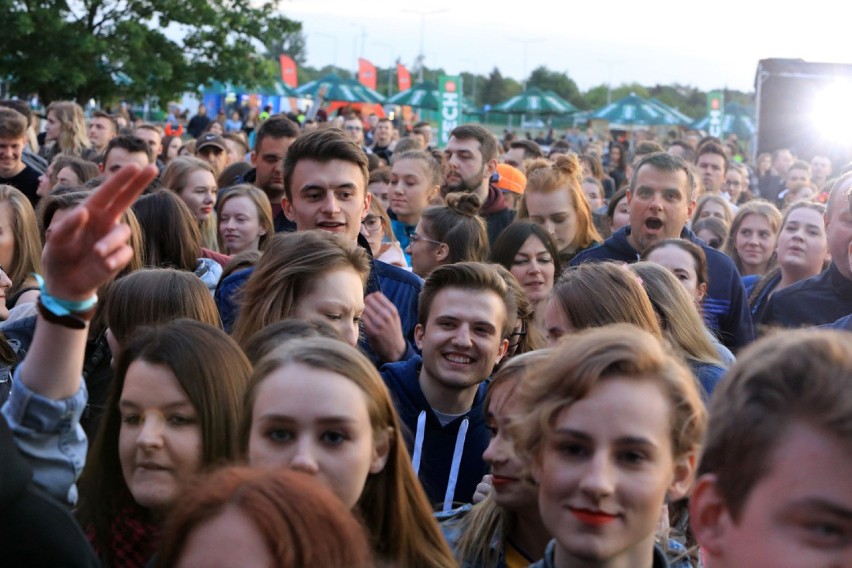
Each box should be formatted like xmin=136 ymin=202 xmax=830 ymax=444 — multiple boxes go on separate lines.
xmin=571 ymin=226 xmax=755 ymax=351
xmin=761 ymin=262 xmax=852 ymax=328
xmin=380 ymin=356 xmax=489 ymax=511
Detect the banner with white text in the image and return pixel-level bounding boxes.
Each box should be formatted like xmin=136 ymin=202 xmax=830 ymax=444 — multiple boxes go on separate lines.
xmin=438 ymin=75 xmax=463 ymax=147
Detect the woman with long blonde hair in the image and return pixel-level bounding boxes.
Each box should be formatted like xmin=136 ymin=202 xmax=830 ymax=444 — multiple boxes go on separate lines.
xmin=161 ymin=156 xmax=220 ymax=252
xmin=41 ymin=101 xmax=93 ymax=162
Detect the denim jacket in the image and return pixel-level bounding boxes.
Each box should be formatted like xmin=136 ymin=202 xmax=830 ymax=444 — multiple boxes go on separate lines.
xmin=1 ymin=365 xmax=88 ymax=506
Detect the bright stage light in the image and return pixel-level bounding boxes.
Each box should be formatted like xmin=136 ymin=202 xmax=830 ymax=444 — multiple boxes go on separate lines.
xmin=812 ymin=81 xmax=852 ymax=147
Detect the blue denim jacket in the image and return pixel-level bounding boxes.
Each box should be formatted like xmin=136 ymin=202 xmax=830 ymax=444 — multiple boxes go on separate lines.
xmin=1 ymin=365 xmax=88 ymax=506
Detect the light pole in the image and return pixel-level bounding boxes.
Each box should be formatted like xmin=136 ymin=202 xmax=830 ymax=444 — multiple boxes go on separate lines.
xmin=509 ymin=38 xmax=544 ymax=89
xmin=372 ymin=41 xmax=395 ymax=96
xmin=403 ymin=8 xmax=448 ymax=82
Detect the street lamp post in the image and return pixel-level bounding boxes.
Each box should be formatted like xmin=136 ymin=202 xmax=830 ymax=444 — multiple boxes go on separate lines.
xmin=403 ymin=8 xmax=448 ymax=82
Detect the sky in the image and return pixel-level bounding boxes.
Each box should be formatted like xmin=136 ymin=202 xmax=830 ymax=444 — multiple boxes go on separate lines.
xmin=278 ymin=0 xmax=852 ymax=93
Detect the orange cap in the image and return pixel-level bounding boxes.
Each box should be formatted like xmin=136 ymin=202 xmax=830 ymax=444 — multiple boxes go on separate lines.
xmin=495 ymin=163 xmax=527 ymax=195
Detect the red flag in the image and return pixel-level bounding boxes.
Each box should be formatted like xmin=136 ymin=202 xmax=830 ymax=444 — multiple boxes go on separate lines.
xmin=279 ymin=55 xmax=298 ymax=88
xmin=397 ymin=63 xmax=411 ymax=91
xmin=358 ymin=58 xmax=377 ymax=90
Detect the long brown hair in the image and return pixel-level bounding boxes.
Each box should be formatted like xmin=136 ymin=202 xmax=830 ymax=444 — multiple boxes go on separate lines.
xmin=230 ymin=231 xmax=370 ymax=348
xmin=77 ymin=320 xmax=251 ymax=565
xmin=0 ymin=184 xmax=43 ymax=297
xmin=241 ymin=338 xmax=457 ymax=568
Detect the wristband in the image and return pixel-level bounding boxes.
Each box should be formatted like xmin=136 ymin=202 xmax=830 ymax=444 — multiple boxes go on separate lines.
xmin=33 ymin=273 xmax=98 ymax=317
xmin=37 ymin=299 xmax=95 ymax=329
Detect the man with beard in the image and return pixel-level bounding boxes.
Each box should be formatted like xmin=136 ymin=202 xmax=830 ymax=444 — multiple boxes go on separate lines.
xmin=443 ymin=124 xmax=514 ymax=245
xmin=369 ymin=118 xmax=394 ymax=165
xmin=572 ymin=152 xmax=754 ymax=351
xmin=234 ymin=116 xmax=300 ymax=232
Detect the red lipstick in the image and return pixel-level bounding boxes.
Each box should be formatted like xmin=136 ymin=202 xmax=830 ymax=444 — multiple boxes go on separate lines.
xmin=570 ymin=508 xmax=618 ymax=526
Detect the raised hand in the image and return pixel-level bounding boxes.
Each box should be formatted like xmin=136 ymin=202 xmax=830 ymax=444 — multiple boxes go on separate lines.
xmin=41 ymin=164 xmax=157 ymax=302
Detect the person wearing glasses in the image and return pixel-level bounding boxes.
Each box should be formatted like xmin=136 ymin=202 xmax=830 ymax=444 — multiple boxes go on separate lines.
xmin=406 ymin=193 xmax=489 ymax=278
xmin=343 ymin=114 xmax=370 ymax=154
xmin=361 ymin=197 xmax=408 ymax=269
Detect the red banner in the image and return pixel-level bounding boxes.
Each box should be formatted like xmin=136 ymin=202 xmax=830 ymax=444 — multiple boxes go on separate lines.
xmin=279 ymin=55 xmax=298 ymax=88
xmin=358 ymin=58 xmax=377 ymax=90
xmin=397 ymin=63 xmax=411 ymax=92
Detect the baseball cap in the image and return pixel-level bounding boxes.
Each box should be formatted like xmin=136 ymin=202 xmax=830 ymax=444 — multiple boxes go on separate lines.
xmin=196 ymin=133 xmax=227 ymax=153
xmin=495 ymin=163 xmax=527 ymax=195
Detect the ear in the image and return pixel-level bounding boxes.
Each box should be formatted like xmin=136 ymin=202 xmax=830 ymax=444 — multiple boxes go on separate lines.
xmin=250 ymin=151 xmax=258 ymax=167
xmin=414 ymin=323 xmax=425 ymax=351
xmin=686 ymin=198 xmax=697 ymax=219
xmin=626 ymin=188 xmax=633 ymax=204
xmin=688 ymin=474 xmax=732 ymax=558
xmin=427 ymin=183 xmax=440 ymax=202
xmin=98 ymin=162 xmax=105 ymax=174
xmin=696 ymin=282 xmax=708 ymax=303
xmin=485 ymin=158 xmax=498 ymax=179
xmin=370 ymin=426 xmax=393 ymax=474
xmin=668 ymin=450 xmax=697 ymax=501
xmin=281 ymin=195 xmax=296 ymax=222
xmin=493 ymin=337 xmax=509 ymax=367
xmin=434 ymin=242 xmax=450 ymax=263
xmin=361 ymin=188 xmax=372 ymax=222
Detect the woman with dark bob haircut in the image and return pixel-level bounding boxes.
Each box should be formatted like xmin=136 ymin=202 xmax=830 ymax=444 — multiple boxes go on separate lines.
xmin=155 ymin=467 xmax=373 ymax=568
xmin=491 ymin=220 xmax=562 ymax=329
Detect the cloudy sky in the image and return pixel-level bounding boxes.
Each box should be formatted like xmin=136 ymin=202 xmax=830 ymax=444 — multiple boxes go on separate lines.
xmin=280 ymin=0 xmax=850 ymax=93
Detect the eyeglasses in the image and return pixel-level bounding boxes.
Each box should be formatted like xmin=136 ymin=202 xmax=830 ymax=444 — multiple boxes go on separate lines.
xmin=344 ymin=125 xmax=363 ymax=132
xmin=362 ymin=215 xmax=382 ymax=232
xmin=407 ymin=231 xmax=442 ymax=246
xmin=725 ymin=181 xmax=742 ymax=188
xmin=508 ymin=320 xmax=527 ymax=349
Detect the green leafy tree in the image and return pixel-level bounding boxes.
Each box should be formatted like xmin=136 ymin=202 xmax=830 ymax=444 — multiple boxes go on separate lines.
xmin=1 ymin=0 xmax=302 ymax=104
xmin=526 ymin=66 xmax=588 ymax=109
xmin=481 ymin=67 xmax=508 ymax=106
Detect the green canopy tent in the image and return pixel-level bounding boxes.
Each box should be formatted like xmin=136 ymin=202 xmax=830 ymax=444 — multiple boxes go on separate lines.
xmin=294 ymin=73 xmax=385 ymax=104
xmin=492 ymin=86 xmax=578 ymax=129
xmin=493 ymin=86 xmax=578 ymax=114
xmin=591 ymin=93 xmax=689 ymax=147
xmin=386 ymin=80 xmax=478 ymax=113
xmin=690 ymin=102 xmax=756 ymax=139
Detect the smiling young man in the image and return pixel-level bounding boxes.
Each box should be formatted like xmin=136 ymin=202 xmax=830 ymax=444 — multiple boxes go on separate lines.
xmin=572 ymin=151 xmax=754 ymax=351
xmin=690 ymin=329 xmax=852 ymax=568
xmin=0 ymin=107 xmax=41 ymax=205
xmin=380 ymin=262 xmax=515 ymax=511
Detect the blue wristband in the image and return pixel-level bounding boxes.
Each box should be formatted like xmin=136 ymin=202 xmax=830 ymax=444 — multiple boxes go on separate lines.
xmin=33 ymin=274 xmax=98 ymax=317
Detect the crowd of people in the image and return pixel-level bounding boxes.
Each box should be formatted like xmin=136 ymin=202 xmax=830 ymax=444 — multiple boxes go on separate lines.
xmin=1 ymin=97 xmax=851 ymax=568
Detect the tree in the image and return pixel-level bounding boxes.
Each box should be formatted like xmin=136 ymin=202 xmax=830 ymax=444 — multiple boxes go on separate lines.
xmin=526 ymin=66 xmax=587 ymax=109
xmin=0 ymin=0 xmax=302 ymax=105
xmin=481 ymin=67 xmax=508 ymax=106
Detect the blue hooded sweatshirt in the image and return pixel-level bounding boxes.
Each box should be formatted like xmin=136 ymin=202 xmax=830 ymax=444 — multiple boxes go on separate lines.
xmin=380 ymin=355 xmax=490 ymax=512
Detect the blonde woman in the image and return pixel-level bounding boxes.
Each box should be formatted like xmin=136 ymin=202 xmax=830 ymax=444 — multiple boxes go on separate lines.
xmin=161 ymin=156 xmax=220 ymax=252
xmin=41 ymin=101 xmax=94 ymax=162
xmin=216 ymin=184 xmax=273 ymax=255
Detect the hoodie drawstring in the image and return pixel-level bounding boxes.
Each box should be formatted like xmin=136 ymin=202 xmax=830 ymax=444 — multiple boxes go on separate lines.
xmin=411 ymin=410 xmax=427 ymax=475
xmin=443 ymin=417 xmax=469 ymax=512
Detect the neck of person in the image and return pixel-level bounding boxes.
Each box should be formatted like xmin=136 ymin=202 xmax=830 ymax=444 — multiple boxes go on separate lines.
xmin=554 ymin=532 xmax=657 ymax=568
xmin=508 ymin=505 xmax=551 ymax=562
xmin=0 ymin=161 xmax=25 ymax=178
xmin=418 ymin=372 xmax=479 ymax=415
xmin=740 ymin=262 xmax=767 ymax=277
xmin=777 ymin=264 xmax=816 ymax=290
xmin=395 ymin=211 xmax=421 ymax=227
xmin=475 ymin=179 xmax=490 ymax=203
